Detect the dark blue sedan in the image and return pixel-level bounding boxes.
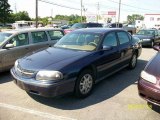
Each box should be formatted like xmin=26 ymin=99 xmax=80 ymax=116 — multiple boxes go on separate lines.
xmin=133 ymin=29 xmax=160 ymax=47
xmin=11 ymin=28 xmax=142 ymax=98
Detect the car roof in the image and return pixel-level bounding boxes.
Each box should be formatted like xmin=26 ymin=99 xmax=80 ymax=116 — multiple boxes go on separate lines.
xmin=2 ymin=27 xmax=63 ymax=34
xmin=72 ymin=28 xmax=125 ymax=34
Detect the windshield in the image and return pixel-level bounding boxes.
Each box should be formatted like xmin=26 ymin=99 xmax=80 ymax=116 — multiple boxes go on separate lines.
xmin=0 ymin=33 xmax=12 ymax=45
xmin=54 ymin=33 xmax=101 ymax=51
xmin=136 ymin=30 xmax=155 ymax=36
xmin=71 ymin=23 xmax=87 ymax=29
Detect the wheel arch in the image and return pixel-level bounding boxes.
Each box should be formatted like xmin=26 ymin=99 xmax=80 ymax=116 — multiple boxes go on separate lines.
xmin=78 ymin=64 xmax=97 ymax=81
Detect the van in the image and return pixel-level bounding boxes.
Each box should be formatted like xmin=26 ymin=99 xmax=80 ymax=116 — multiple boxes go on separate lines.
xmin=0 ymin=28 xmax=64 ymax=72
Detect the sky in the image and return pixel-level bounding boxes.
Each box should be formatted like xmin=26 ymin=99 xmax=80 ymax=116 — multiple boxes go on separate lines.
xmin=8 ymin=0 xmax=160 ymax=22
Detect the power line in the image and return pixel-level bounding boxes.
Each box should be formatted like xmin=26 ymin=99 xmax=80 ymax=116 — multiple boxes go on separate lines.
xmin=38 ymin=0 xmax=80 ymax=10
xmin=105 ymin=0 xmax=160 ymax=12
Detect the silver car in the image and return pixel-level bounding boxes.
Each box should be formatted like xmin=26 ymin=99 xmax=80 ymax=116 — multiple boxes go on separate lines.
xmin=0 ymin=28 xmax=64 ymax=72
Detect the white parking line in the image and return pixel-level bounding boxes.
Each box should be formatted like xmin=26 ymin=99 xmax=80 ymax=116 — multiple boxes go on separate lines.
xmin=0 ymin=103 xmax=76 ymax=120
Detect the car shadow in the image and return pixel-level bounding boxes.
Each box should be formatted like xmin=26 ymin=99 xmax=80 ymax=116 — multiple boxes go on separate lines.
xmin=0 ymin=71 xmax=12 ymax=84
xmin=29 ymin=59 xmax=148 ymax=110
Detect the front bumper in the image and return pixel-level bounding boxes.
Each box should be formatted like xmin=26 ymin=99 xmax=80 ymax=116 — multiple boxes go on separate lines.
xmin=141 ymin=40 xmax=152 ymax=46
xmin=138 ymin=78 xmax=160 ymax=106
xmin=11 ymin=68 xmax=76 ymax=97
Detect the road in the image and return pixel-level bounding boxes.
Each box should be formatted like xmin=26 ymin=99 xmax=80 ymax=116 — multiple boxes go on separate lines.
xmin=0 ymin=48 xmax=160 ymax=120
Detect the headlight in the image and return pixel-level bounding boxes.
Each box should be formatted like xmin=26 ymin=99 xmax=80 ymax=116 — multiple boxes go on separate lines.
xmin=141 ymin=71 xmax=157 ymax=84
xmin=143 ymin=39 xmax=150 ymax=41
xmin=36 ymin=70 xmax=63 ymax=81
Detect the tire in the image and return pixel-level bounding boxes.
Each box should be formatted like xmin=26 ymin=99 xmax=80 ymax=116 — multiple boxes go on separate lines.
xmin=128 ymin=53 xmax=137 ymax=69
xmin=151 ymin=41 xmax=154 ymax=48
xmin=74 ymin=69 xmax=94 ymax=98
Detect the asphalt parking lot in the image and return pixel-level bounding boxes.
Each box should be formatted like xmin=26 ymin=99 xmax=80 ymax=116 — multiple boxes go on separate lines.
xmin=0 ymin=48 xmax=160 ymax=120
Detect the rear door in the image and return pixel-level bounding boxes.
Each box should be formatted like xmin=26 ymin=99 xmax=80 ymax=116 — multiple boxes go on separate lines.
xmin=117 ymin=31 xmax=133 ymax=66
xmin=96 ymin=32 xmax=121 ymax=80
xmin=1 ymin=33 xmax=30 ymax=69
xmin=28 ymin=31 xmax=51 ymax=53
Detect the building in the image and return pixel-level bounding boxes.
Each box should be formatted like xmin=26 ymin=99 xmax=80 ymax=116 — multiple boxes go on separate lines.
xmin=135 ymin=20 xmax=144 ymax=28
xmin=144 ymin=14 xmax=160 ymax=29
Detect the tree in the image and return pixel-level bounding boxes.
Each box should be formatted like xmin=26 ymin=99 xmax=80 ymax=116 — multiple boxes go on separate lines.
xmin=13 ymin=11 xmax=31 ymax=21
xmin=55 ymin=14 xmax=86 ymax=24
xmin=0 ymin=0 xmax=12 ymax=24
xmin=127 ymin=14 xmax=144 ymax=24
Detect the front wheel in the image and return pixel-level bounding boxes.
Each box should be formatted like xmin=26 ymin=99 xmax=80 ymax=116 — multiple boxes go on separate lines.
xmin=151 ymin=41 xmax=154 ymax=48
xmin=74 ymin=69 xmax=94 ymax=98
xmin=128 ymin=53 xmax=137 ymax=69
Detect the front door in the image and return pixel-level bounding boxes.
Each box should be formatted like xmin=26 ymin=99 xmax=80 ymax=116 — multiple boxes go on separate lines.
xmin=1 ymin=33 xmax=30 ymax=70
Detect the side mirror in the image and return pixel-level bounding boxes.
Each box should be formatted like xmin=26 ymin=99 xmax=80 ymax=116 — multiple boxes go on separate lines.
xmin=102 ymin=45 xmax=112 ymax=51
xmin=153 ymin=44 xmax=160 ymax=51
xmin=5 ymin=44 xmax=14 ymax=49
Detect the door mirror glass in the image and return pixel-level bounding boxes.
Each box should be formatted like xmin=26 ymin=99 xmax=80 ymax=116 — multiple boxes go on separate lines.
xmin=102 ymin=45 xmax=112 ymax=51
xmin=5 ymin=43 xmax=14 ymax=49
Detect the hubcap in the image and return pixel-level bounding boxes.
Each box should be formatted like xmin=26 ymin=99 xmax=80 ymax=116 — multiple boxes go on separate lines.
xmin=79 ymin=74 xmax=93 ymax=95
xmin=131 ymin=55 xmax=137 ymax=67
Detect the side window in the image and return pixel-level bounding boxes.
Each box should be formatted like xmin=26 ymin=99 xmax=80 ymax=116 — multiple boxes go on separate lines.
xmin=31 ymin=31 xmax=48 ymax=43
xmin=103 ymin=32 xmax=117 ymax=46
xmin=117 ymin=32 xmax=130 ymax=44
xmin=47 ymin=30 xmax=64 ymax=40
xmin=9 ymin=33 xmax=29 ymax=47
xmin=155 ymin=30 xmax=158 ymax=36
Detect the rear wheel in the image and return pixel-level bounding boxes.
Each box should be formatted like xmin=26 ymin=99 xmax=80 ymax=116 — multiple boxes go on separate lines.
xmin=74 ymin=69 xmax=94 ymax=98
xmin=128 ymin=53 xmax=137 ymax=69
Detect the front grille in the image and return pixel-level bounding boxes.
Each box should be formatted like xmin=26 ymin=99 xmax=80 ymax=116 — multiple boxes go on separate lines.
xmin=15 ymin=64 xmax=35 ymax=78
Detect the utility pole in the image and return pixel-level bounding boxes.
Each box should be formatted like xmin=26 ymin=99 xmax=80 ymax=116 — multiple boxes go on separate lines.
xmin=81 ymin=0 xmax=83 ymax=23
xmin=83 ymin=6 xmax=87 ymax=20
xmin=36 ymin=0 xmax=38 ymax=28
xmin=117 ymin=0 xmax=121 ymax=27
xmin=51 ymin=9 xmax=53 ymax=17
xmin=14 ymin=3 xmax=17 ymax=13
xmin=97 ymin=2 xmax=100 ymax=23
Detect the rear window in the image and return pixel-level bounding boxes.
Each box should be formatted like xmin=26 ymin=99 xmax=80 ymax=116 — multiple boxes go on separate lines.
xmin=31 ymin=31 xmax=48 ymax=43
xmin=117 ymin=32 xmax=130 ymax=44
xmin=47 ymin=30 xmax=64 ymax=40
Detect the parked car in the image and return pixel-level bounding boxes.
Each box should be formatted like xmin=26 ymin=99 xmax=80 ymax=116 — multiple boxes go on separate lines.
xmin=0 ymin=28 xmax=64 ymax=72
xmin=103 ymin=23 xmax=136 ymax=35
xmin=138 ymin=44 xmax=160 ymax=106
xmin=11 ymin=28 xmax=142 ymax=98
xmin=133 ymin=29 xmax=160 ymax=47
xmin=61 ymin=24 xmax=73 ymax=29
xmin=64 ymin=23 xmax=103 ymax=34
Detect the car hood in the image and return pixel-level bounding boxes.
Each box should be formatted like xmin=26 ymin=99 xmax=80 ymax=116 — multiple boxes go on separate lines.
xmin=18 ymin=47 xmax=90 ymax=71
xmin=145 ymin=52 xmax=160 ymax=78
xmin=133 ymin=34 xmax=154 ymax=39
